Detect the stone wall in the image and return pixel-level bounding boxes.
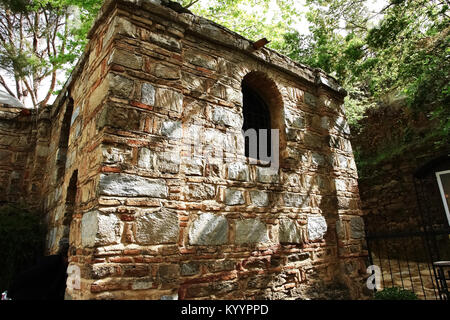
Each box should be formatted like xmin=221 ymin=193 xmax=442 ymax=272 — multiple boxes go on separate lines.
xmin=0 ymin=106 xmax=36 ymax=205
xmin=353 ymin=104 xmax=449 ymax=233
xmin=1 ymin=0 xmax=368 ymax=300
xmin=352 ymin=103 xmax=450 ymax=261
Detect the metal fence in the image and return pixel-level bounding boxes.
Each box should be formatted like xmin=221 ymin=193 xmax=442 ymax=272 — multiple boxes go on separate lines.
xmin=365 ymin=227 xmax=450 ymax=300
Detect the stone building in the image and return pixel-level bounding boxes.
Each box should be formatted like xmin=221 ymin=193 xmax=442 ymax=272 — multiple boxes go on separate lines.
xmin=0 ymin=0 xmax=367 ymax=299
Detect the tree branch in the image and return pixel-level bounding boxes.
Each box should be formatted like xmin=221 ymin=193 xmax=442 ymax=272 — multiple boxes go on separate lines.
xmin=41 ymin=69 xmax=56 ymax=106
xmin=22 ymin=78 xmax=37 ymax=108
xmin=184 ymin=0 xmax=200 ymax=9
xmin=0 ymin=75 xmax=16 ymax=97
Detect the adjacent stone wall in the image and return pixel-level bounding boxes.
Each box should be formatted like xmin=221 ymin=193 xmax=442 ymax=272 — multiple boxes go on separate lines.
xmin=353 ymin=104 xmax=450 ymax=233
xmin=0 ymin=0 xmax=368 ymax=300
xmin=0 ymin=106 xmax=36 ymax=205
xmin=352 ymin=104 xmax=450 ymax=261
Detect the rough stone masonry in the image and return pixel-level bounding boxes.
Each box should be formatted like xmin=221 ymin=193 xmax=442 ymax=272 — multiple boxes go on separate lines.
xmin=0 ymin=0 xmax=368 ymax=299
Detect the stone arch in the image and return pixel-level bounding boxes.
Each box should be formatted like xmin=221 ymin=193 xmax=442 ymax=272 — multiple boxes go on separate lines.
xmin=240 ymin=71 xmax=286 ymax=160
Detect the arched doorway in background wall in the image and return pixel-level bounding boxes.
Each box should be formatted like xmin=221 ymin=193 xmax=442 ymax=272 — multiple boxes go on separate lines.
xmin=241 ymin=72 xmax=285 ymax=162
xmin=62 ymin=169 xmax=78 ymax=255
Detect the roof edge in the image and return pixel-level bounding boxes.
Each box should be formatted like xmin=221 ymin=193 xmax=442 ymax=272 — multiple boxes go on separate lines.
xmin=53 ymin=0 xmax=345 ymax=111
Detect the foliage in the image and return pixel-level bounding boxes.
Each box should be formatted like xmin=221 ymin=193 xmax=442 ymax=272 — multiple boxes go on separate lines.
xmin=0 ymin=204 xmax=46 ymax=292
xmin=0 ymin=0 xmax=101 ymax=107
xmin=182 ymin=0 xmax=302 ymax=51
xmin=374 ymin=287 xmax=419 ymax=300
xmin=279 ymin=0 xmax=449 ymax=134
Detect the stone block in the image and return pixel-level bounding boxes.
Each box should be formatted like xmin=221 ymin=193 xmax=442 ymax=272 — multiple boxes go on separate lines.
xmin=335 ymin=179 xmax=347 ymax=192
xmin=307 ymin=215 xmax=327 ymax=241
xmin=225 ymin=188 xmax=245 ymax=205
xmin=81 ymin=211 xmax=122 ymax=247
xmin=153 ymin=63 xmax=181 ymax=80
xmin=161 ymin=120 xmax=182 ymax=139
xmin=157 ymin=264 xmax=180 ymax=283
xmin=135 ymin=208 xmax=179 ymax=244
xmin=247 ymin=275 xmax=271 ymax=289
xmin=108 ymin=49 xmax=142 ymax=70
xmin=211 ymin=107 xmax=242 ymax=127
xmin=147 ymin=32 xmax=181 ymax=52
xmin=102 ymin=146 xmax=130 ymax=164
xmin=187 ymin=183 xmax=215 ymax=200
xmin=321 ymin=116 xmax=330 ymax=130
xmin=114 ymin=16 xmax=138 ymax=38
xmin=155 ymin=88 xmax=183 ymax=112
xmin=338 ymin=155 xmax=349 ymax=169
xmin=279 ymin=219 xmax=302 ymax=244
xmin=283 ymin=193 xmax=309 ymax=208
xmin=138 ymin=147 xmax=154 ymax=170
xmin=99 ymin=173 xmax=168 ymax=198
xmin=181 ymin=71 xmax=208 ymax=94
xmin=350 ymin=216 xmax=365 ymax=239
xmin=249 ymin=190 xmax=269 ymax=207
xmin=235 ymin=219 xmax=268 ymax=244
xmin=285 ymin=108 xmax=304 ymax=129
xmin=304 ymin=92 xmax=317 ymax=107
xmin=103 ymin=16 xmax=138 ymax=47
xmin=288 ymin=253 xmax=309 ymax=262
xmin=207 ymin=260 xmax=236 ymax=272
xmin=227 ymin=162 xmax=249 ymax=181
xmin=181 ymin=262 xmax=200 ymax=276
xmin=256 ymin=167 xmax=279 ymax=183
xmin=185 ymin=49 xmax=217 ymax=70
xmin=88 ymin=78 xmax=109 ymax=111
xmin=70 ymin=106 xmax=80 ymax=125
xmin=335 ymin=116 xmax=350 ymax=135
xmin=98 ymin=105 xmax=140 ymax=131
xmin=311 ymin=153 xmax=325 ymax=166
xmin=189 ymin=213 xmax=228 ymax=245
xmin=141 ymin=83 xmax=155 ymax=106
xmin=303 ymin=132 xmax=325 ymax=148
xmin=157 ymin=152 xmax=180 ymax=174
xmin=132 ymin=278 xmax=154 ymax=290
xmin=184 ymin=158 xmax=203 ymax=176
xmin=160 ymin=293 xmax=179 ymax=300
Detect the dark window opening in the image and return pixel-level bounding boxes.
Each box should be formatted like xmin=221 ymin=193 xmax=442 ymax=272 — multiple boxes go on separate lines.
xmin=242 ymin=83 xmax=271 ymax=160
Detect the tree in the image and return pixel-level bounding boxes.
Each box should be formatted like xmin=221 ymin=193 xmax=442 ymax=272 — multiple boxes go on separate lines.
xmin=0 ymin=0 xmax=101 ymax=108
xmin=1 ymin=0 xmax=301 ymax=108
xmin=279 ymin=0 xmax=449 ymax=132
xmin=182 ymin=0 xmax=302 ymax=51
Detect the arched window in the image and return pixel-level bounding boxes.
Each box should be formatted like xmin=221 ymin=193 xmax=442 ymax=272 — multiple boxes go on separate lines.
xmin=242 ymin=82 xmax=272 ymax=160
xmin=241 ymin=71 xmax=285 ymax=164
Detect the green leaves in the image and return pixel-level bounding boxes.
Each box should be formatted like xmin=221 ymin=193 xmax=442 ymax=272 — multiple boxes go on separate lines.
xmin=0 ymin=0 xmax=102 ymax=107
xmin=278 ymin=0 xmax=449 ymax=133
xmin=374 ymin=287 xmax=419 ymax=300
xmin=185 ymin=0 xmax=301 ymax=50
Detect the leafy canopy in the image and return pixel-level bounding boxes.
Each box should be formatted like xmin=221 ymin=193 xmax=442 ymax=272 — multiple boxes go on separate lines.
xmin=0 ymin=0 xmax=101 ymax=107
xmin=279 ymin=0 xmax=449 ymax=132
